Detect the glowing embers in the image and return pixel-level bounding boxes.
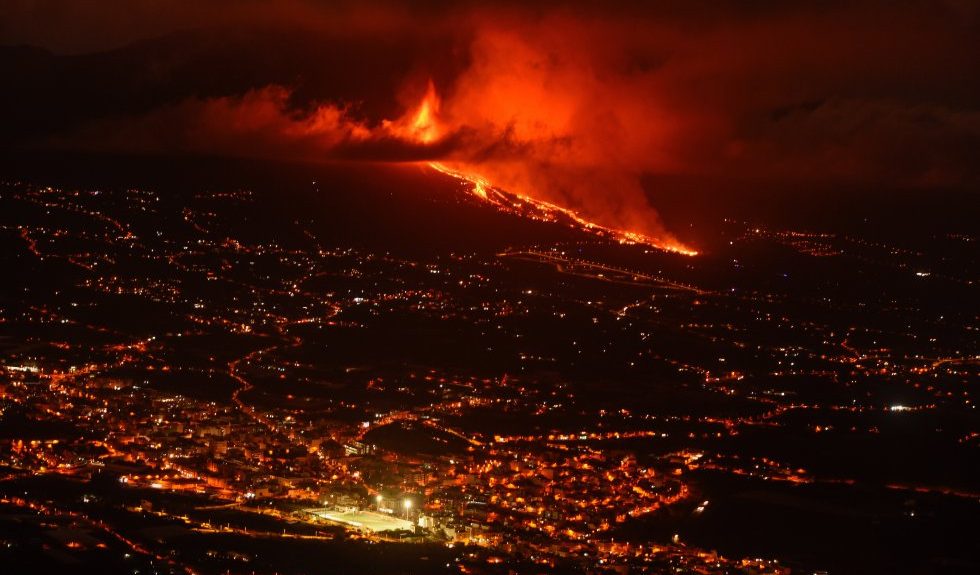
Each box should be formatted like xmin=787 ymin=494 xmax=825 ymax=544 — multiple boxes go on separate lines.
xmin=429 ymin=162 xmax=698 ymax=256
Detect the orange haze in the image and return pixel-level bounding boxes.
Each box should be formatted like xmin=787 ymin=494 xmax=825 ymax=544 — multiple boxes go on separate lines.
xmin=36 ymin=3 xmax=978 ymax=255
xmin=387 ymin=18 xmax=700 ymax=253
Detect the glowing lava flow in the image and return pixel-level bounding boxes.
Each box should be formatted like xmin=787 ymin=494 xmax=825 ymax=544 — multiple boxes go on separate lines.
xmin=395 ymin=82 xmax=698 ymax=256
xmin=428 ymin=162 xmax=699 ymax=256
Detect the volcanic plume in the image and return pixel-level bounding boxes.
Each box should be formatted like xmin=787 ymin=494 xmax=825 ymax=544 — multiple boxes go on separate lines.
xmin=388 ymin=81 xmax=697 ymax=254
xmin=386 ymin=17 xmax=699 ymax=252
xmin=7 ymin=2 xmax=978 ymax=253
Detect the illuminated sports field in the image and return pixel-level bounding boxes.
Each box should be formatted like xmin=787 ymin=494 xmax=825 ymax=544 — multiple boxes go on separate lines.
xmin=307 ymin=508 xmax=415 ymax=533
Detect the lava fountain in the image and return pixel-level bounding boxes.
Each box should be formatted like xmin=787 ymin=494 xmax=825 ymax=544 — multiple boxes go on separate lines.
xmin=391 ymin=83 xmax=698 ymax=256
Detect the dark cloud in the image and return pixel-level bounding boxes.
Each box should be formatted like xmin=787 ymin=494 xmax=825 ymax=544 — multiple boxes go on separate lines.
xmin=2 ymin=1 xmax=977 ymax=242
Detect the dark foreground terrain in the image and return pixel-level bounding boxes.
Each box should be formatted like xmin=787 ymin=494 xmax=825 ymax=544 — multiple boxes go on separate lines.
xmin=0 ymin=154 xmax=977 ymax=574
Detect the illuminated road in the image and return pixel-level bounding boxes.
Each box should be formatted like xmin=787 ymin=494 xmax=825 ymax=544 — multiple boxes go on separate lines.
xmin=500 ymin=248 xmax=708 ymax=294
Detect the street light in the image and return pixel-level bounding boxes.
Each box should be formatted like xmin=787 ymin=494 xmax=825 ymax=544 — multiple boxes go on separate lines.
xmin=403 ymin=498 xmax=412 ymax=510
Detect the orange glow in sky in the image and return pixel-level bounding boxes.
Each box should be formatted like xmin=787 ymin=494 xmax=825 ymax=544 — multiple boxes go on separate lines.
xmin=391 ymin=82 xmax=698 ymax=256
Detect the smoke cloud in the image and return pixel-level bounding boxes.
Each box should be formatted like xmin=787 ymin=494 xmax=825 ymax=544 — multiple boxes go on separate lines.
xmin=5 ymin=1 xmax=978 ymax=243
xmin=48 ymin=85 xmax=460 ymax=163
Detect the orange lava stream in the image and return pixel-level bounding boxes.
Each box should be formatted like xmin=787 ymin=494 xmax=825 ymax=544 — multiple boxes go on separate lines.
xmin=394 ymin=81 xmax=697 ymax=256
xmin=428 ymin=162 xmax=699 ymax=256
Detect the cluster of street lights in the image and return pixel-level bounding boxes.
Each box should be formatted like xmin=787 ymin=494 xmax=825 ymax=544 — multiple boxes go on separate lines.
xmin=375 ymin=494 xmax=413 ymax=513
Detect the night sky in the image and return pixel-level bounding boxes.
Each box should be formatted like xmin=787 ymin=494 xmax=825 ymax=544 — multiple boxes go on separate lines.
xmin=3 ymin=0 xmax=978 ymax=240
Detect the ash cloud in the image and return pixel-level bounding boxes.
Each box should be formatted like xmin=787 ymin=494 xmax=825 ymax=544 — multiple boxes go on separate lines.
xmin=420 ymin=3 xmax=978 ymax=238
xmin=3 ymin=1 xmax=978 ymax=241
xmin=47 ymin=86 xmax=460 ymax=163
